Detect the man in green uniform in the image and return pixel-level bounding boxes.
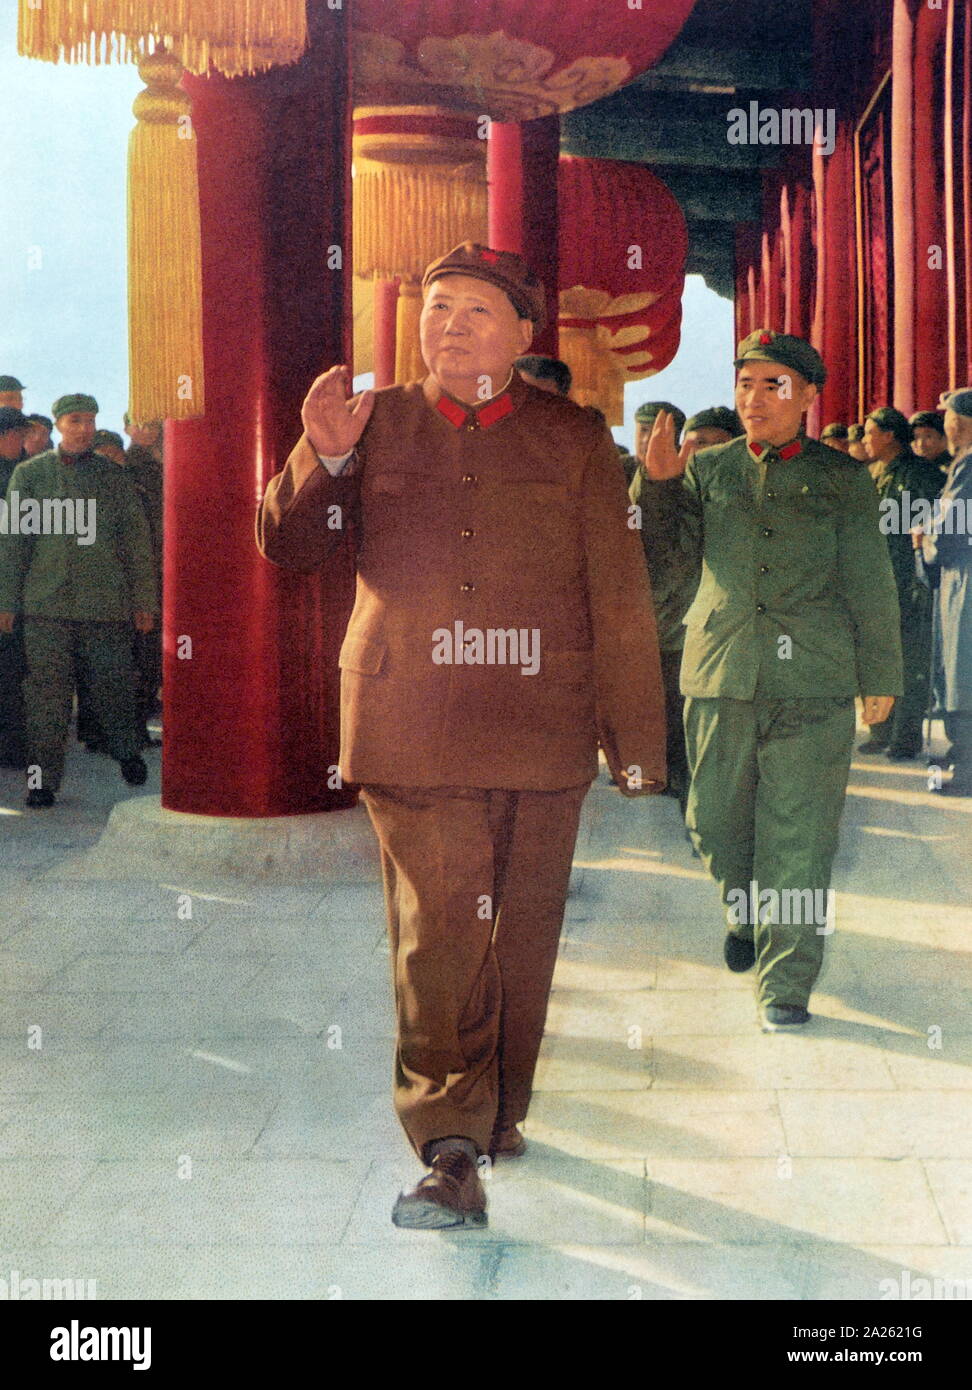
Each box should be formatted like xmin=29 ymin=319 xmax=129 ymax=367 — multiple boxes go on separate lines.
xmin=820 ymin=422 xmax=850 ymax=454
xmin=24 ymin=415 xmax=53 ymax=458
xmin=0 ymin=376 xmax=25 ymax=411
xmin=0 ymin=393 xmax=158 ymax=806
xmin=0 ymin=408 xmax=30 ymax=766
xmin=642 ymin=330 xmax=902 ymax=1030
xmin=860 ymin=405 xmax=943 ymax=760
xmin=123 ymin=418 xmax=164 ymax=738
xmin=629 ymin=400 xmax=696 ymax=812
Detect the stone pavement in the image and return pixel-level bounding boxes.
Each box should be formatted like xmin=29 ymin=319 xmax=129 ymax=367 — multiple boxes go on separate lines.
xmin=1 ymin=722 xmax=970 ymax=1302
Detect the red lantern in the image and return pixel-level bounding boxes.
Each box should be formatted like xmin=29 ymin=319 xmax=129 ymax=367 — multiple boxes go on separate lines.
xmin=557 ymin=155 xmax=687 ymax=423
xmin=352 ymin=0 xmax=697 ymax=120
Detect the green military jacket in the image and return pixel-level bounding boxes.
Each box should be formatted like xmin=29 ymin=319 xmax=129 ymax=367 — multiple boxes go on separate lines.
xmin=870 ymin=449 xmax=943 ymax=599
xmin=629 ymin=468 xmax=702 ymax=652
xmin=640 ymin=434 xmax=903 ymax=700
xmin=0 ymin=448 xmax=157 ymax=621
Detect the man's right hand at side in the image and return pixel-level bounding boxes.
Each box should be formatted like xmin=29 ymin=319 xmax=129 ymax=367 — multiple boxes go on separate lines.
xmin=0 ymin=612 xmax=15 ymax=635
xmin=642 ymin=409 xmax=694 ymax=481
xmin=302 ymin=364 xmax=375 ymax=457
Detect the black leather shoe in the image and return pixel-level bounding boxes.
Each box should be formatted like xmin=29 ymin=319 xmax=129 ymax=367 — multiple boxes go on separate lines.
xmin=857 ymin=738 xmax=889 ymax=753
xmin=392 ymin=1149 xmax=488 ymax=1229
xmin=724 ymin=933 xmax=756 ymax=973
xmin=25 ymin=789 xmax=55 ymax=808
xmin=760 ymin=1004 xmax=811 ymax=1031
xmin=120 ymin=756 xmax=148 ymax=786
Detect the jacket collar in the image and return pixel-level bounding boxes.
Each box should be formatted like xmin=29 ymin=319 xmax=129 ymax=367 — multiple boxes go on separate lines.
xmin=423 ymin=370 xmax=525 ymax=430
xmin=746 ymin=436 xmax=803 ymax=461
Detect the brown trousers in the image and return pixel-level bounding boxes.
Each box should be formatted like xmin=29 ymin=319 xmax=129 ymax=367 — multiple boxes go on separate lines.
xmin=360 ymin=781 xmax=590 ymax=1161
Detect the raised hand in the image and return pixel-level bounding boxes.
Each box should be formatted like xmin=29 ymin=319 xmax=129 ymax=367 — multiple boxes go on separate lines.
xmin=642 ymin=410 xmax=694 ymax=481
xmin=301 ymin=365 xmax=375 ymax=458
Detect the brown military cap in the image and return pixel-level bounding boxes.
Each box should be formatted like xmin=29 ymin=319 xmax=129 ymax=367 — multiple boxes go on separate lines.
xmin=422 ymin=242 xmax=547 ymax=332
xmin=734 ymin=328 xmax=827 ymax=387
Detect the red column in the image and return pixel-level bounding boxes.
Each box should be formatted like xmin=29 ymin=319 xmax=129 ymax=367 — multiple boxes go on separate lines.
xmin=488 ymin=117 xmax=560 ymax=356
xmin=162 ymin=7 xmax=356 ymax=816
xmin=735 ymin=222 xmax=759 ymax=340
xmin=373 ymin=277 xmax=399 ymax=389
xmin=890 ymin=0 xmax=917 ymax=414
xmin=812 ymin=123 xmax=858 ymax=432
xmin=946 ymin=0 xmax=972 ymax=386
xmin=912 ymin=2 xmax=949 ymax=407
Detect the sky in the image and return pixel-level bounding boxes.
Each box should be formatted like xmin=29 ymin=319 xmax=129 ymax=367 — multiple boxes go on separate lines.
xmin=0 ymin=6 xmax=734 ymax=444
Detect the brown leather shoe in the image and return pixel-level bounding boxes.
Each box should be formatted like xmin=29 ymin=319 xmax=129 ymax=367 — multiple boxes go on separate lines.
xmin=492 ymin=1124 xmax=527 ymax=1158
xmin=391 ymin=1149 xmax=488 ymax=1229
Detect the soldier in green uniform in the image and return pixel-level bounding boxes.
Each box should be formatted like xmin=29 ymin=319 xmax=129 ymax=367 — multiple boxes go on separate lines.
xmin=0 ymin=408 xmax=30 ymax=766
xmin=123 ymin=418 xmax=164 ymax=737
xmin=641 ymin=330 xmax=902 ymax=1030
xmin=0 ymin=393 xmax=158 ymax=806
xmin=629 ymin=400 xmax=696 ymax=812
xmin=0 ymin=376 xmax=25 ymax=411
xmin=860 ymin=406 xmax=943 ymax=759
xmin=820 ymin=422 xmax=850 ymax=454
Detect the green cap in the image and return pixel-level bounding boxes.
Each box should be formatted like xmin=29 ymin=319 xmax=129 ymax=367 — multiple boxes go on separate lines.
xmin=866 ymin=405 xmax=912 ymax=447
xmin=92 ymin=429 xmax=124 ymax=451
xmin=0 ymin=375 xmax=24 ymax=392
xmin=734 ymin=328 xmax=827 ymax=387
xmin=821 ymin=422 xmax=849 ymax=440
xmin=634 ymin=400 xmax=686 ymax=437
xmin=0 ymin=407 xmax=29 ymax=434
xmin=684 ymin=406 xmax=741 ymax=437
xmin=52 ymin=393 xmax=98 ymax=419
xmin=847 ymin=423 xmax=864 ymax=442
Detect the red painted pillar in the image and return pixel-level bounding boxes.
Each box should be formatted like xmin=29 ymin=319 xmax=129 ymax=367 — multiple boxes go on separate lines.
xmin=946 ymin=0 xmax=972 ymax=386
xmin=488 ymin=117 xmax=560 ymax=356
xmin=787 ymin=183 xmax=814 ymax=342
xmin=373 ymin=277 xmax=399 ymax=389
xmin=161 ymin=7 xmax=356 ymax=816
xmin=735 ymin=222 xmax=759 ymax=340
xmin=912 ymin=2 xmax=949 ymax=407
xmin=891 ymin=0 xmax=917 ymax=414
xmin=812 ymin=123 xmax=857 ymax=432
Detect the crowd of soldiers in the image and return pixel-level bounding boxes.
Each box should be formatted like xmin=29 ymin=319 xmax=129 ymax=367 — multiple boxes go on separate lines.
xmin=0 ymin=375 xmax=163 ymax=808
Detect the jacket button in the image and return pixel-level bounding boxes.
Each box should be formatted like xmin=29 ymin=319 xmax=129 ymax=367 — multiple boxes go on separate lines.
xmin=461 ymin=528 xmax=474 ymax=539
xmin=759 ymin=564 xmax=769 ymax=574
xmin=766 ymin=490 xmax=776 ymax=500
xmin=460 ymin=581 xmax=475 ymax=593
xmin=756 ymin=603 xmax=767 ymax=614
xmin=762 ymin=526 xmax=773 ymax=538
xmin=461 ymin=473 xmax=478 ymax=484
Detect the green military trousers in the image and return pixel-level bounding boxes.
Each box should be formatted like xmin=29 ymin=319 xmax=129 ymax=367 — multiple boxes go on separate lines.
xmin=683 ymin=695 xmax=857 ymax=1009
xmin=23 ymin=618 xmax=141 ymax=794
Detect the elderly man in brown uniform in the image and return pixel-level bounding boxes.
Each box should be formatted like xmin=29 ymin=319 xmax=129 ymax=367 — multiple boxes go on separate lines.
xmin=257 ymin=243 xmax=666 ymax=1229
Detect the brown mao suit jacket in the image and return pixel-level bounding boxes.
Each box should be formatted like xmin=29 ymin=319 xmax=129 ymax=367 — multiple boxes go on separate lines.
xmin=256 ymin=373 xmax=667 ymax=794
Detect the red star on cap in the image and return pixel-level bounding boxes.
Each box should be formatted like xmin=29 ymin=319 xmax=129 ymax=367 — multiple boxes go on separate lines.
xmin=759 ymin=331 xmax=773 ymax=345
xmin=480 ymin=249 xmax=499 ymax=264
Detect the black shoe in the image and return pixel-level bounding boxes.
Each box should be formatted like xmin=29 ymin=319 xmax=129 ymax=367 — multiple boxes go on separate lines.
xmin=120 ymin=756 xmax=148 ymax=786
xmin=857 ymin=738 xmax=889 ymax=753
xmin=724 ymin=933 xmax=756 ymax=973
xmin=932 ymin=780 xmax=972 ymax=797
xmin=760 ymin=1004 xmax=811 ymax=1032
xmin=25 ymin=788 xmax=55 ymax=808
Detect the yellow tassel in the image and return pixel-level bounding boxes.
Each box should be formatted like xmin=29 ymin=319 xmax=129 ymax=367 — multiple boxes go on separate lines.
xmin=559 ymin=325 xmax=626 ymax=427
xmin=353 ymin=160 xmax=488 ymax=283
xmin=17 ymin=0 xmax=307 ymax=75
xmin=395 ymin=281 xmax=425 ymax=385
xmin=127 ymin=49 xmax=204 ymax=422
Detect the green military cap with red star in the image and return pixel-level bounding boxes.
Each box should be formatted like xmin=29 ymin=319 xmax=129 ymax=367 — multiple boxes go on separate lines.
xmin=734 ymin=328 xmax=827 ymax=387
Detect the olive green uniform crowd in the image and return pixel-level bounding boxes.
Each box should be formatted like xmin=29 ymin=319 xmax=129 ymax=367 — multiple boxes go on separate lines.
xmin=0 ymin=384 xmax=162 ymax=804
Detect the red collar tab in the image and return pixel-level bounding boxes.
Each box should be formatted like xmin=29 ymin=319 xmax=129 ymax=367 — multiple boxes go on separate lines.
xmin=434 ymin=390 xmax=515 ymax=430
xmin=435 ymin=395 xmax=468 ymax=428
xmin=748 ymin=441 xmax=766 ymax=458
xmin=477 ymin=392 xmax=514 ymax=428
xmin=779 ymin=440 xmax=803 ymax=459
